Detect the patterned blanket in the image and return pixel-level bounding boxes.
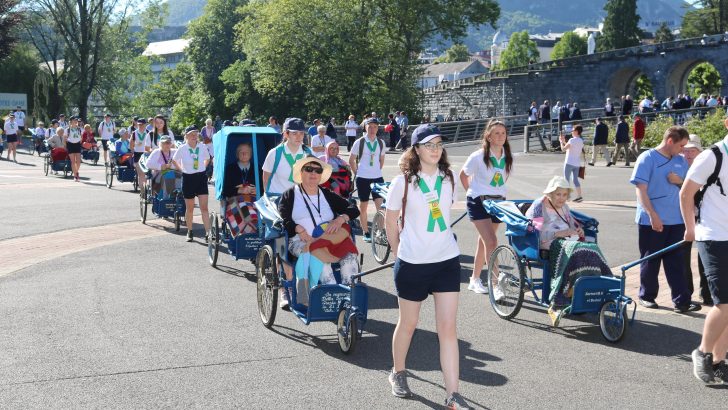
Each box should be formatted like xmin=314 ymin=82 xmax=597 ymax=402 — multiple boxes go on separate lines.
xmin=225 ymin=195 xmax=258 ymax=236
xmin=549 ymin=238 xmax=611 ymax=306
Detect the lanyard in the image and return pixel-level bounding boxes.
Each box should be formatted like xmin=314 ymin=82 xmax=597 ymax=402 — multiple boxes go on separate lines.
xmin=104 ymin=121 xmax=113 ymax=131
xmin=418 ymin=176 xmax=447 ymax=232
xmin=299 ymin=185 xmax=322 ymax=226
xmin=365 ymin=139 xmax=377 ymax=166
xmin=188 ymin=146 xmax=200 ymax=170
xmin=547 ymin=198 xmax=570 ymax=226
xmin=283 ymin=150 xmax=304 ymax=182
xmin=489 ymin=155 xmax=506 ymax=187
xmin=161 ymin=150 xmax=170 ymax=164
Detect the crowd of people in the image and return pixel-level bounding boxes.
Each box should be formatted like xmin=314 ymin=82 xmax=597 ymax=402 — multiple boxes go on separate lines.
xmin=4 ymin=102 xmax=728 ymax=403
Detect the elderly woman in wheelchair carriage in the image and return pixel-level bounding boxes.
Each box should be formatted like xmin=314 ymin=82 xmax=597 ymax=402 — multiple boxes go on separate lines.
xmin=145 ymin=135 xmax=180 ymax=199
xmin=525 ymin=176 xmax=612 ymax=326
xmin=278 ymin=156 xmax=360 ymax=305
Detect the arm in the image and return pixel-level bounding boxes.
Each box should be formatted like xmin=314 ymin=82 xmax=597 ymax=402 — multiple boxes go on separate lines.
xmin=385 ymin=209 xmax=400 ymax=259
xmin=322 ymin=188 xmax=360 ymax=234
xmin=278 ymin=188 xmax=298 ymax=237
xmin=349 ymin=151 xmax=358 ymax=175
xmin=635 ymin=183 xmax=663 ymax=232
xmin=680 ymin=180 xmax=700 ymax=242
xmin=262 ymin=171 xmax=271 ymax=191
xmin=459 ymin=169 xmax=470 ymax=191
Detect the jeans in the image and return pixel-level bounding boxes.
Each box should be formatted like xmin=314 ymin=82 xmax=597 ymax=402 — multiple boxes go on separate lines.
xmin=564 ymin=163 xmax=581 ymax=188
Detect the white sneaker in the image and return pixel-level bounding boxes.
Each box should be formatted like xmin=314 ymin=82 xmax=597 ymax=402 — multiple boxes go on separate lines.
xmin=492 ymin=276 xmax=506 ymax=302
xmin=468 ymin=277 xmax=488 ymax=294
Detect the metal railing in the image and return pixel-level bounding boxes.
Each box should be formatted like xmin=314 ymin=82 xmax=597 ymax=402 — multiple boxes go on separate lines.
xmin=522 ymin=106 xmax=720 ymax=153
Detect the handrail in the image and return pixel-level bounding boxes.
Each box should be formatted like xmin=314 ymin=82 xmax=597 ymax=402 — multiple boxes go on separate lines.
xmin=352 ymin=262 xmax=395 ymax=281
xmin=620 ymin=240 xmax=685 ymax=274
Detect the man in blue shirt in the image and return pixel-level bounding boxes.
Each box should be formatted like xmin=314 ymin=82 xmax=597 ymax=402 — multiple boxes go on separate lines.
xmin=630 ymin=126 xmax=701 ymax=313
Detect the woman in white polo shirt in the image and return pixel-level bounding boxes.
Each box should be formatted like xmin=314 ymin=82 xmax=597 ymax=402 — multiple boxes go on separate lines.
xmin=66 ymin=116 xmax=83 ymax=182
xmin=97 ymin=113 xmax=115 ymax=164
xmin=384 ymin=124 xmax=470 ymax=409
xmin=459 ymin=120 xmax=514 ymax=296
xmin=172 ymin=125 xmax=211 ymax=242
xmin=130 ymin=118 xmax=149 ymax=191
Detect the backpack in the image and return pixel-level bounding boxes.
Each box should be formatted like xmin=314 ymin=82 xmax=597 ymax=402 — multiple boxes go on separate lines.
xmin=355 ymin=136 xmax=384 ymax=166
xmin=265 ymin=143 xmax=313 ymax=192
xmin=694 ymin=145 xmax=725 ymax=222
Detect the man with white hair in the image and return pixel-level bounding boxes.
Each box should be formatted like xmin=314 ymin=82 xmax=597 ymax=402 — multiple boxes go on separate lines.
xmin=311 ymin=124 xmax=334 ymax=159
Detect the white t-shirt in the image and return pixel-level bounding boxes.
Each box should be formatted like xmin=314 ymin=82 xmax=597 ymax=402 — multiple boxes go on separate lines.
xmin=58 ymin=120 xmax=68 ymax=129
xmin=172 ymin=143 xmax=210 ymax=174
xmin=686 ymin=136 xmax=728 ymax=241
xmin=386 ymin=172 xmax=460 ymax=264
xmin=34 ymin=127 xmax=46 ymax=138
xmin=3 ymin=120 xmax=17 ymax=135
xmin=461 ymin=148 xmax=509 ymax=198
xmin=14 ymin=111 xmax=25 ymax=127
xmin=98 ymin=120 xmax=115 ymax=140
xmin=144 ymin=131 xmax=175 ymax=151
xmin=351 ymin=136 xmax=385 ymax=179
xmin=291 ymin=186 xmax=335 ymax=235
xmin=565 ymin=136 xmax=584 ymax=166
xmin=528 ymin=107 xmax=538 ymax=121
xmin=311 ymin=134 xmax=334 ymax=158
xmin=345 ymin=120 xmax=359 ymax=137
xmin=131 ymin=130 xmax=148 ymax=153
xmin=66 ymin=127 xmax=82 ymax=143
xmin=146 ymin=148 xmax=177 ymax=171
xmin=262 ymin=143 xmax=306 ymax=194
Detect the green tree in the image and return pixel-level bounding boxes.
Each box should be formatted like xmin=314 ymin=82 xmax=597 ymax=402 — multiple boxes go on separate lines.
xmin=435 ymin=44 xmax=470 ymax=63
xmin=0 ymin=45 xmax=40 ymax=115
xmin=653 ymin=22 xmax=675 ymax=43
xmin=185 ymin=0 xmax=247 ymax=118
xmin=635 ymin=74 xmax=654 ymax=100
xmin=598 ymin=0 xmax=642 ymax=52
xmin=550 ymin=31 xmax=587 ymax=60
xmin=681 ymin=0 xmax=728 ymax=38
xmin=0 ymin=0 xmax=22 ymax=60
xmin=496 ymin=31 xmax=539 ymax=69
xmin=687 ymin=62 xmax=723 ymax=95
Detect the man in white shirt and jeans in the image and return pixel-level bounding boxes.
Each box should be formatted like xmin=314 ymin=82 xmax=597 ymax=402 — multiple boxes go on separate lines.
xmin=350 ymin=117 xmax=386 ymax=243
xmin=681 ymin=118 xmax=728 ymax=384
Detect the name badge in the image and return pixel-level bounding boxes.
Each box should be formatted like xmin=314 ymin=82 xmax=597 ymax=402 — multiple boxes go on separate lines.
xmin=430 ymin=202 xmax=443 ymax=220
xmin=423 ymin=191 xmax=438 ymax=203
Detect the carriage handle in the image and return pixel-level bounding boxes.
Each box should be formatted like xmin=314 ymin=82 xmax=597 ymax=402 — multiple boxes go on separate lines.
xmin=352 ymin=262 xmax=395 ymax=282
xmin=619 ymin=240 xmax=685 ymax=275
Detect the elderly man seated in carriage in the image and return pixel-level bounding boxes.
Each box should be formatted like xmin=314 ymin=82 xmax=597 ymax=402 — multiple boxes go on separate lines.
xmin=221 ymin=142 xmax=261 ymax=236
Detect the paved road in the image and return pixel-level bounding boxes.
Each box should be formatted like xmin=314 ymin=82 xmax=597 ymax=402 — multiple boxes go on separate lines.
xmin=1 ymin=145 xmax=725 ymax=409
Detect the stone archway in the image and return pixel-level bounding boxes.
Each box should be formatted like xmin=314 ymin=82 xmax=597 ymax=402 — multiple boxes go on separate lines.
xmin=609 ymin=67 xmax=648 ymax=100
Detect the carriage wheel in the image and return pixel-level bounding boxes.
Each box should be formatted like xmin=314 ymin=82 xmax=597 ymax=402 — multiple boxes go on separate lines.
xmin=370 ymin=211 xmax=390 ymax=265
xmin=43 ymin=156 xmax=50 ymax=176
xmin=337 ymin=305 xmax=358 ymax=355
xmin=207 ymin=213 xmax=220 ymax=267
xmin=139 ymin=189 xmax=148 ymax=224
xmin=599 ymin=300 xmax=628 ymax=343
xmin=174 ymin=211 xmax=181 ymax=232
xmin=256 ymin=245 xmax=278 ymax=328
xmin=132 ymin=174 xmax=139 ymax=192
xmin=487 ymin=245 xmax=525 ymax=320
xmin=63 ymin=161 xmax=70 ymax=178
xmin=105 ymin=163 xmax=114 ymax=188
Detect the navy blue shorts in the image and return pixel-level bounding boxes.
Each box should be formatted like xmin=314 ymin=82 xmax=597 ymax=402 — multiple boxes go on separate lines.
xmin=356 ymin=176 xmax=384 ymax=202
xmin=182 ymin=171 xmax=209 ymax=199
xmin=101 ymin=140 xmax=109 ymax=151
xmin=394 ymin=256 xmax=461 ymax=301
xmin=697 ymin=240 xmax=728 ymax=305
xmin=466 ymin=196 xmax=502 ymax=223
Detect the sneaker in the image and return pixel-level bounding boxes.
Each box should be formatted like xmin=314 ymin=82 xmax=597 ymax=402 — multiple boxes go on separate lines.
xmin=388 ymin=369 xmax=412 ymax=398
xmin=573 ymin=197 xmax=583 ymax=203
xmin=492 ymin=277 xmax=505 ymax=302
xmin=638 ymin=298 xmax=658 ymax=309
xmin=713 ymin=361 xmax=728 ymax=384
xmin=279 ymin=290 xmax=290 ymax=311
xmin=363 ymin=232 xmax=372 ymax=243
xmin=692 ymin=348 xmax=716 ymax=384
xmin=548 ymin=306 xmax=562 ymax=327
xmin=445 ymin=392 xmax=472 ymax=409
xmin=674 ymin=302 xmax=701 ymax=313
xmin=186 ymin=231 xmax=193 ymax=242
xmin=468 ymin=278 xmax=488 ymax=294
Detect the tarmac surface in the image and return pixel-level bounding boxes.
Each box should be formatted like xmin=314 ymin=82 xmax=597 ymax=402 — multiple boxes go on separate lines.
xmin=1 ymin=139 xmax=725 ymax=409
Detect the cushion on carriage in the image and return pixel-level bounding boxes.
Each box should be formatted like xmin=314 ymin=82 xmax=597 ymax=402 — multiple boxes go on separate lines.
xmin=51 ymin=147 xmax=69 ymax=162
xmin=82 ymin=142 xmax=94 ymax=150
xmin=225 ymin=196 xmax=258 ymax=237
xmin=117 ymin=153 xmax=133 ymax=166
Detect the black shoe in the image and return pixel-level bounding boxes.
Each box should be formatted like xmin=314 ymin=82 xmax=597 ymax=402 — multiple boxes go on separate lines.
xmin=714 ymin=361 xmax=728 ymax=384
xmin=186 ymin=231 xmax=193 ymax=242
xmin=692 ymin=348 xmax=716 ymax=384
xmin=674 ymin=302 xmax=701 ymax=313
xmin=573 ymin=197 xmax=583 ymax=203
xmin=588 ymin=162 xmax=594 ymax=166
xmin=701 ymin=297 xmax=714 ymax=307
xmin=363 ymin=232 xmax=372 ymax=243
xmin=639 ymin=298 xmax=659 ymax=309
xmin=606 ymin=162 xmax=612 ymax=167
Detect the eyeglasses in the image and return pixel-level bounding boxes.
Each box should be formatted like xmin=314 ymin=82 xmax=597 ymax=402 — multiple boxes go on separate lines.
xmin=420 ymin=142 xmax=444 ymax=151
xmin=302 ymin=165 xmax=324 ymax=174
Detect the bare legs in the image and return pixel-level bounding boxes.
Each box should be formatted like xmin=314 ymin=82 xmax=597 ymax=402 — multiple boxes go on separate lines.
xmin=471 ymin=219 xmax=499 ymax=281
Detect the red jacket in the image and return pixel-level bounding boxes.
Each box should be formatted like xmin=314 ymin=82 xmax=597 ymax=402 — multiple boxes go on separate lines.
xmin=633 ymin=118 xmax=645 ymax=140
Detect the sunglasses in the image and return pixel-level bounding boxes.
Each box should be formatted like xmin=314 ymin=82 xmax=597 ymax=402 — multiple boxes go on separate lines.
xmin=302 ymin=165 xmax=324 ymax=174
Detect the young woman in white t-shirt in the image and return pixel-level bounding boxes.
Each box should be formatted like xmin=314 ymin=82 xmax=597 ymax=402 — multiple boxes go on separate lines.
xmin=145 ymin=115 xmax=174 ymax=152
xmin=172 ymin=126 xmax=211 ymax=242
xmin=459 ymin=120 xmax=513 ymax=296
xmin=384 ymin=124 xmax=469 ymax=409
xmin=559 ymin=124 xmax=584 ymax=202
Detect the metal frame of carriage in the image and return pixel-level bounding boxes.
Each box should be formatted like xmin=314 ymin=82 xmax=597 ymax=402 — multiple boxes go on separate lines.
xmin=105 ymin=140 xmax=139 ymax=191
xmin=81 ymin=144 xmax=100 ymax=165
xmin=42 ymin=141 xmax=71 ymax=178
xmin=482 ymin=199 xmax=635 ymax=343
xmin=138 ymin=152 xmax=186 ymax=231
xmin=207 ymin=126 xmax=282 ymax=267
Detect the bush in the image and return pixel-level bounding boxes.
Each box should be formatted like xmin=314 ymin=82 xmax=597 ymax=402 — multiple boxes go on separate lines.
xmin=642 ymin=115 xmax=675 ymax=148
xmin=642 ymin=110 xmax=727 ymax=148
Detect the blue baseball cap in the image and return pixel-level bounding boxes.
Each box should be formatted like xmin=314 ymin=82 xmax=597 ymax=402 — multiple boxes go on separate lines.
xmin=411 ymin=124 xmax=442 ymax=145
xmin=184 ymin=125 xmax=198 ymax=134
xmin=283 ymin=117 xmax=306 ymax=132
xmin=363 ymin=117 xmax=380 ymax=126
